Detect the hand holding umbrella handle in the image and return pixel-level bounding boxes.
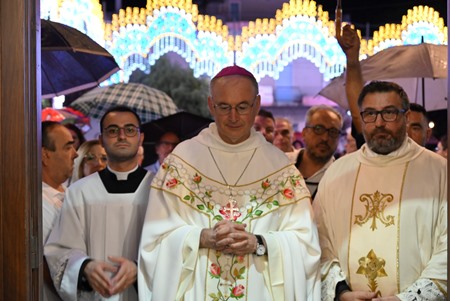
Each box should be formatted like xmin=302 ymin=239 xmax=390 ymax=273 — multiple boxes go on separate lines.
xmin=335 ymin=0 xmax=342 ymax=39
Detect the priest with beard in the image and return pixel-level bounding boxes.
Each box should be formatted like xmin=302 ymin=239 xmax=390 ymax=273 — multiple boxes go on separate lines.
xmin=314 ymin=81 xmax=447 ymax=301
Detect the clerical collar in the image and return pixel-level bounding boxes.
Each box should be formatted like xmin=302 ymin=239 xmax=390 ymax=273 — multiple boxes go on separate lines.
xmin=99 ymin=165 xmax=147 ymax=193
xmin=107 ymin=165 xmax=139 ymax=180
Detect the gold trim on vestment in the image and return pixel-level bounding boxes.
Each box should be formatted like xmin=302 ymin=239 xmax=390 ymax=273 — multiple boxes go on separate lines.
xmin=348 ymin=162 xmax=409 ymax=296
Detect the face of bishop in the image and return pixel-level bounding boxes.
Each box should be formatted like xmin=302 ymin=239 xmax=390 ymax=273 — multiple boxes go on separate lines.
xmin=208 ymin=75 xmax=261 ymax=145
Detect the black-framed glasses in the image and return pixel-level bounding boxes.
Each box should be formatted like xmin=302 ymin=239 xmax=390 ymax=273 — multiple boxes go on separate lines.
xmin=103 ymin=125 xmax=140 ymax=138
xmin=305 ymin=125 xmax=341 ymax=138
xmin=360 ymin=108 xmax=406 ymax=123
xmin=84 ymin=153 xmax=108 ymax=162
xmin=213 ymin=97 xmax=258 ymax=115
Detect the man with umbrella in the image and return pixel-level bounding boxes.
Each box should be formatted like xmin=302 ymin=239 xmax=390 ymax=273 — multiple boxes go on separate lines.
xmin=337 ymin=24 xmax=433 ymax=148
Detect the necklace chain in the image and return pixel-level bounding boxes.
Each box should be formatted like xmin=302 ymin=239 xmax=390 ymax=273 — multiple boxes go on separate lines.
xmin=208 ymin=147 xmax=257 ymax=194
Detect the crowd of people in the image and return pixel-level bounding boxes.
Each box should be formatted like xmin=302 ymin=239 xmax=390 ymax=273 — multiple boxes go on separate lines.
xmin=41 ymin=26 xmax=447 ymax=301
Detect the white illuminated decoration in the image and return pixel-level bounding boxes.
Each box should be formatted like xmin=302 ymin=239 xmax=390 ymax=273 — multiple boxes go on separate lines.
xmin=42 ymin=0 xmax=447 ymax=84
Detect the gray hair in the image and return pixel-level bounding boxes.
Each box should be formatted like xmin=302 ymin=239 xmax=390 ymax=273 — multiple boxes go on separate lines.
xmin=305 ymin=105 xmax=343 ymax=128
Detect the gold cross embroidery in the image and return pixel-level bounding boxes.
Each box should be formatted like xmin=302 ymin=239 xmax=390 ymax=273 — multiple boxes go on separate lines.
xmin=356 ymin=249 xmax=388 ymax=296
xmin=354 ymin=191 xmax=395 ymax=231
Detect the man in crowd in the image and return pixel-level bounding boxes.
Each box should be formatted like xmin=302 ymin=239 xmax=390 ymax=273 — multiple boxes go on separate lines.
xmin=253 ymin=108 xmax=275 ymax=143
xmin=42 ymin=121 xmax=78 ymax=243
xmin=42 ymin=121 xmax=78 ymax=301
xmin=407 ymin=103 xmax=431 ymax=146
xmin=45 ymin=106 xmax=153 ymax=301
xmin=273 ymin=117 xmax=299 ymax=162
xmin=145 ymin=131 xmax=180 ymax=174
xmin=295 ymin=105 xmax=343 ymax=199
xmin=314 ymin=81 xmax=447 ymax=300
xmin=436 ymin=134 xmax=447 ymax=158
xmin=138 ymin=65 xmax=321 ymax=300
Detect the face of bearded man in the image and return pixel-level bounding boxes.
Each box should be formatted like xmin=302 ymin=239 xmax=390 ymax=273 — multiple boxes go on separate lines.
xmin=361 ymin=91 xmax=409 ymax=155
xmin=302 ymin=109 xmax=342 ymax=163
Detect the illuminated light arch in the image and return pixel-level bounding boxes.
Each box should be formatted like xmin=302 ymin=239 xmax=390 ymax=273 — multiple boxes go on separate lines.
xmin=41 ymin=0 xmax=105 ymax=44
xmin=367 ymin=5 xmax=447 ymax=56
xmin=104 ymin=3 xmax=234 ymax=83
xmin=41 ymin=0 xmax=447 ymax=84
xmin=235 ymin=0 xmax=347 ymax=81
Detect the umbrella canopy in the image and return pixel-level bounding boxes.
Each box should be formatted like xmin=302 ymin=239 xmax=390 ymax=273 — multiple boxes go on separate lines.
xmin=70 ymin=83 xmax=179 ymax=123
xmin=41 ymin=107 xmax=90 ymax=128
xmin=41 ymin=19 xmax=120 ymax=98
xmin=319 ymin=43 xmax=448 ymax=111
xmin=141 ymin=111 xmax=213 ymax=166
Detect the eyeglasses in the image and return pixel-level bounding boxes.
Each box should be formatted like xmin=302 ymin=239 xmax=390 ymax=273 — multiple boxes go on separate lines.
xmin=360 ymin=108 xmax=406 ymax=123
xmin=84 ymin=153 xmax=108 ymax=162
xmin=305 ymin=125 xmax=341 ymax=139
xmin=213 ymin=99 xmax=257 ymax=115
xmin=103 ymin=125 xmax=140 ymax=138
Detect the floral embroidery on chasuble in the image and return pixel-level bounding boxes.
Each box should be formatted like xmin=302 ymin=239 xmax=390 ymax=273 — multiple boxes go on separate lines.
xmin=157 ymin=156 xmax=309 ymax=301
xmin=348 ymin=163 xmax=409 ymax=297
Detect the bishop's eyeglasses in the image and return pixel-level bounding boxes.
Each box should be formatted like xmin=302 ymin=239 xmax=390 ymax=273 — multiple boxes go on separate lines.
xmin=212 ymin=97 xmax=258 ymax=115
xmin=360 ymin=108 xmax=406 ymax=123
xmin=103 ymin=125 xmax=140 ymax=138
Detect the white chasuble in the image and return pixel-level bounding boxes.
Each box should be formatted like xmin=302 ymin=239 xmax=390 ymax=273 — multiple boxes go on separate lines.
xmin=314 ymin=138 xmax=447 ymax=301
xmin=348 ymin=163 xmax=407 ymax=296
xmin=138 ymin=124 xmax=322 ymax=301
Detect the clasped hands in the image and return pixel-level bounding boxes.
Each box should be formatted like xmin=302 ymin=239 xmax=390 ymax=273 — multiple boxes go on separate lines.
xmin=200 ymin=220 xmax=257 ymax=256
xmin=83 ymin=256 xmax=136 ymax=298
xmin=340 ymin=291 xmax=400 ymax=301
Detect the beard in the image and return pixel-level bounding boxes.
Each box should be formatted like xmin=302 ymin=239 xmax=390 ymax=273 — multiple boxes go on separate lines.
xmin=308 ymin=142 xmax=335 ymax=163
xmin=364 ymin=124 xmax=406 ymax=155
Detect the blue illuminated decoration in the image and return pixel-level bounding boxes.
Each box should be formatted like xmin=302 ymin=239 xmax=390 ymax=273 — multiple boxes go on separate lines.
xmin=236 ymin=16 xmax=346 ymax=81
xmin=41 ymin=0 xmax=447 ymax=85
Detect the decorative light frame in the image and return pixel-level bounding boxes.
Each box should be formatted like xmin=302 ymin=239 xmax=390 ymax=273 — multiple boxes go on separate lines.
xmin=41 ymin=0 xmax=447 ymax=84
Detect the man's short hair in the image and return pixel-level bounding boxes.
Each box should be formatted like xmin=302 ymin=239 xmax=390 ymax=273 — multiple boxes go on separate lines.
xmin=409 ymin=103 xmax=429 ymax=122
xmin=42 ymin=121 xmax=62 ymax=151
xmin=305 ymin=105 xmax=343 ymax=128
xmin=275 ymin=117 xmax=293 ymax=133
xmin=100 ymin=105 xmax=142 ymax=132
xmin=357 ymin=81 xmax=410 ymax=111
xmin=257 ymin=109 xmax=275 ymax=122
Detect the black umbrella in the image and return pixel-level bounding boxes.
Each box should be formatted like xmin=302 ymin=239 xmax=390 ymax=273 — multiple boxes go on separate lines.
xmin=141 ymin=111 xmax=213 ymax=166
xmin=41 ymin=19 xmax=120 ymax=98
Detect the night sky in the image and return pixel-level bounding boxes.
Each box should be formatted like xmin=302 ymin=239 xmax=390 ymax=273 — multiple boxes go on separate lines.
xmin=109 ymin=0 xmax=447 ymax=37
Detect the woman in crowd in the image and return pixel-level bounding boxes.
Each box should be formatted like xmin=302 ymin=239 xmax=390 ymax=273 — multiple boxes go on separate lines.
xmin=70 ymin=140 xmax=107 ymax=184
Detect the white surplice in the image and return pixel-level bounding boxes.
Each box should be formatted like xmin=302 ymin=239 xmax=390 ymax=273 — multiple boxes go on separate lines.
xmin=44 ymin=168 xmax=152 ymax=301
xmin=42 ymin=182 xmax=65 ymax=301
xmin=42 ymin=182 xmax=65 ymax=243
xmin=138 ymin=124 xmax=321 ymax=301
xmin=314 ymin=138 xmax=447 ymax=300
